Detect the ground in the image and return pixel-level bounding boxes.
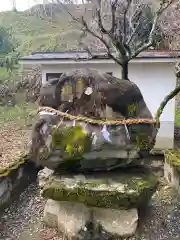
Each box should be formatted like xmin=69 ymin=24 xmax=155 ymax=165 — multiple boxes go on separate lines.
xmin=0 ymin=100 xmax=37 ymax=172
xmin=0 ymin=182 xmax=61 ymax=240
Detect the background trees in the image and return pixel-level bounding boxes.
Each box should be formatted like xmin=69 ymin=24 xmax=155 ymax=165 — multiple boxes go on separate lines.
xmin=52 ymin=0 xmax=179 ymax=80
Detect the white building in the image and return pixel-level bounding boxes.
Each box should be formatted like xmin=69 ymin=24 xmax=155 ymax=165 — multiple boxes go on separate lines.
xmin=19 ymin=50 xmax=180 ymax=150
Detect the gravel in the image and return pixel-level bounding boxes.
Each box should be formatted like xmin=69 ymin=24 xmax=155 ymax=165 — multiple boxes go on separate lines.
xmin=135 ymin=184 xmax=180 ymax=240
xmin=0 ymin=181 xmax=62 ymax=240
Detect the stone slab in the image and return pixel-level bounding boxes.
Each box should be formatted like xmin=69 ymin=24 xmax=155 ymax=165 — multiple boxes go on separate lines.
xmin=93 ymin=207 xmax=138 ymax=237
xmin=0 ymin=160 xmax=39 ymax=212
xmin=44 ymin=199 xmax=90 ymax=239
xmin=164 ymin=160 xmax=180 ymax=189
xmin=41 ymin=168 xmax=158 ymax=209
xmin=164 ymin=150 xmax=180 ymax=189
xmin=43 ymin=199 xmax=138 ymax=239
xmin=38 ymin=167 xmax=54 ymax=189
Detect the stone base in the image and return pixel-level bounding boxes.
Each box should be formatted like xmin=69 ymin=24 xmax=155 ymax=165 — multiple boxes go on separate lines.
xmin=164 ymin=150 xmax=180 ymax=189
xmin=44 ymin=199 xmax=138 ymax=239
xmin=40 ymin=168 xmax=158 ymax=209
xmin=0 ymin=160 xmax=39 ymax=212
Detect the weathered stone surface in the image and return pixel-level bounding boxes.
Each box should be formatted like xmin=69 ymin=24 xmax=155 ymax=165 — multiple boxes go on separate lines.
xmin=31 ymin=68 xmax=158 ymax=171
xmin=57 ymin=69 xmax=157 ymax=149
xmin=0 ymin=161 xmax=38 ymax=211
xmin=83 ymin=149 xmax=139 ymax=160
xmin=164 ymin=160 xmax=180 ymax=188
xmin=164 ymin=150 xmax=180 ymax=189
xmin=43 ymin=199 xmax=138 ymax=239
xmin=0 ymin=178 xmax=11 ymax=206
xmin=38 ymin=167 xmax=54 ymax=188
xmin=80 ymin=149 xmax=140 ymax=171
xmin=93 ymin=207 xmax=138 ymax=237
xmin=164 ymin=150 xmax=180 ymax=174
xmin=44 ymin=199 xmax=90 ymax=239
xmin=35 ymin=122 xmax=142 ymax=171
xmin=41 ymin=168 xmax=158 ymax=209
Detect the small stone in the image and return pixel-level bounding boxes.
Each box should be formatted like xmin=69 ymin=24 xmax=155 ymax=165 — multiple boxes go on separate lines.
xmin=164 ymin=151 xmax=180 ymax=189
xmin=38 ymin=167 xmax=54 ymax=188
xmin=43 ymin=200 xmax=90 ymax=239
xmin=93 ymin=207 xmax=138 ymax=238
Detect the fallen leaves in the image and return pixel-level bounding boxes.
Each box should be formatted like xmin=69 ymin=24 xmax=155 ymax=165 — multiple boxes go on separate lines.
xmin=0 ymin=122 xmax=32 ymax=170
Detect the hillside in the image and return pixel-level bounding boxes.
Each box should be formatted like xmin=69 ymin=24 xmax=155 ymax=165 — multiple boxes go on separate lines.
xmin=0 ymin=3 xmax=84 ymax=55
xmin=0 ymin=2 xmax=174 ymax=57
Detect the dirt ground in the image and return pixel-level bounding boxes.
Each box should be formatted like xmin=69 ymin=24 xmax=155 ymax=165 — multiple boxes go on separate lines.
xmin=0 ymin=182 xmax=61 ymax=240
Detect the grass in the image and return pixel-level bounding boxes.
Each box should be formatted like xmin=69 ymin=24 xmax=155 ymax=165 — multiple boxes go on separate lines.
xmin=0 ymin=7 xmax=79 ymax=55
xmin=0 ymin=101 xmax=37 ymax=125
xmin=0 ymin=67 xmax=19 ymax=84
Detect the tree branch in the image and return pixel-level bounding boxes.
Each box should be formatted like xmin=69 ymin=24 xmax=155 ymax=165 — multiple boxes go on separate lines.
xmin=127 ymin=4 xmax=147 ymax=45
xmin=123 ymin=0 xmax=132 ymax=43
xmin=96 ymin=0 xmax=108 ymax=34
xmin=80 ymin=17 xmax=123 ymax=65
xmin=129 ymin=0 xmax=176 ymax=59
xmin=155 ymin=85 xmax=180 ymax=126
xmin=126 ymin=22 xmax=141 ymax=45
xmin=111 ymin=0 xmax=118 ymax=34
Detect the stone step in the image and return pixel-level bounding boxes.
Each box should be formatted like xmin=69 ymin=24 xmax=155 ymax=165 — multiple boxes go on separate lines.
xmin=164 ymin=150 xmax=180 ymax=189
xmin=40 ymin=168 xmax=158 ymax=210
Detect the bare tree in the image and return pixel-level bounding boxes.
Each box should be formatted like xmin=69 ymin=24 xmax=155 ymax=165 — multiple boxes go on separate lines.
xmin=49 ymin=0 xmax=178 ymax=80
xmin=10 ymin=0 xmax=17 ymax=11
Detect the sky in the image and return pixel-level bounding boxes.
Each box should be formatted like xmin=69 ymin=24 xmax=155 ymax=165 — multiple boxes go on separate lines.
xmin=0 ymin=0 xmax=45 ymax=12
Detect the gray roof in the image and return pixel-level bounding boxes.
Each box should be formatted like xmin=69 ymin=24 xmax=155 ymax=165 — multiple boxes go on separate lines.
xmin=21 ymin=51 xmax=90 ymax=61
xmin=20 ymin=50 xmax=180 ymax=61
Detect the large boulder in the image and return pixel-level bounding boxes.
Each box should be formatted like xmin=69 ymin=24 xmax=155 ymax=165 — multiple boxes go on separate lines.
xmin=37 ymin=121 xmax=141 ymax=171
xmin=32 ymin=68 xmax=157 ymax=171
xmin=38 ymin=79 xmax=60 ymax=108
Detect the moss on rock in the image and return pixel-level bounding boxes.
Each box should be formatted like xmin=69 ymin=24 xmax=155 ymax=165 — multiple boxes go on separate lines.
xmin=165 ymin=150 xmax=180 ymax=174
xmin=51 ymin=125 xmax=92 ymax=161
xmin=41 ymin=169 xmax=158 ymax=209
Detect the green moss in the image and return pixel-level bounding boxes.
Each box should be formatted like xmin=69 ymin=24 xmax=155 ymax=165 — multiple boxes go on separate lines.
xmin=128 ymin=104 xmax=137 ymax=117
xmin=165 ymin=150 xmax=180 ymax=174
xmin=175 ymin=109 xmax=180 ymax=127
xmin=136 ymin=133 xmax=150 ymax=150
xmin=42 ymin=170 xmax=158 ymax=209
xmin=51 ymin=125 xmax=92 ymax=160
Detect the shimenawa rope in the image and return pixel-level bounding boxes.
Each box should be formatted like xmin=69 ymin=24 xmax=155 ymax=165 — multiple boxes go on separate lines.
xmin=38 ymin=106 xmax=157 ymax=126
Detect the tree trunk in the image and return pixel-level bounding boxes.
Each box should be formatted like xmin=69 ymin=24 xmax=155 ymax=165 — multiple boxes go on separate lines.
xmin=121 ymin=62 xmax=129 ymax=80
xmin=155 ymin=85 xmax=180 ymax=126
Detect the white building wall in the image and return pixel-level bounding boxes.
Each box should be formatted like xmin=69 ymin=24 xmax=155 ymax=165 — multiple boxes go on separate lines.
xmin=129 ymin=62 xmax=176 ymax=149
xmin=41 ymin=62 xmax=121 ymax=84
xmin=41 ymin=61 xmax=176 ymax=149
